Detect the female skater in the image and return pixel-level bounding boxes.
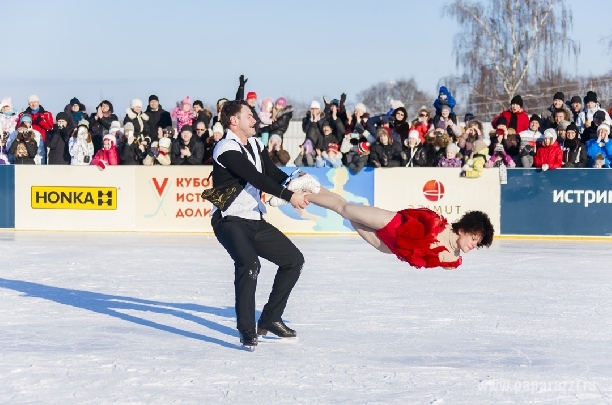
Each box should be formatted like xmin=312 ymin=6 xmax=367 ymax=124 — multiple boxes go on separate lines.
xmin=271 ymin=175 xmax=494 ymax=269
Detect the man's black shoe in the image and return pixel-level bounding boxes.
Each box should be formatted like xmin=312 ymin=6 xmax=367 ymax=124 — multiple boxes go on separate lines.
xmin=257 ymin=319 xmax=297 ymax=338
xmin=239 ymin=329 xmax=258 ymax=346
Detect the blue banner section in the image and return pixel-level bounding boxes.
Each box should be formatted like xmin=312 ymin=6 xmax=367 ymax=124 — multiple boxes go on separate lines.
xmin=277 ymin=167 xmax=375 ymax=232
xmin=502 ymin=169 xmax=612 ymax=236
xmin=0 ymin=165 xmax=15 ymax=228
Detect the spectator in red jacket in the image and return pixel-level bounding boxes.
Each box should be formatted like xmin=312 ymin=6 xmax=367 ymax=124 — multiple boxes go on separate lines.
xmin=91 ymin=134 xmax=119 ymax=169
xmin=409 ymin=107 xmax=432 ymax=144
xmin=491 ymin=95 xmax=530 ymax=134
xmin=17 ymin=95 xmax=53 ymax=143
xmin=534 ymin=130 xmax=563 ymax=171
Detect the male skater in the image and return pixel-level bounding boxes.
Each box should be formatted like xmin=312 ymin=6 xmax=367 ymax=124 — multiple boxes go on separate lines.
xmin=208 ymin=100 xmax=308 ymax=347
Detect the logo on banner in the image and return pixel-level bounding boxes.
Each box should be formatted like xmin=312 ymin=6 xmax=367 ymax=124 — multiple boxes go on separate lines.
xmin=144 ymin=178 xmax=170 ymax=218
xmin=423 ymin=180 xmax=445 ymax=202
xmin=31 ymin=186 xmax=117 ymax=210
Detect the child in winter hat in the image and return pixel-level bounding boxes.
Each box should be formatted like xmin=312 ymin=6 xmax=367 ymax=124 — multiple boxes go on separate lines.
xmin=171 ymin=96 xmax=195 ymax=132
xmin=259 ymin=97 xmax=275 ymax=126
xmin=316 ymin=142 xmax=343 ymax=168
xmin=437 ymin=143 xmax=463 ymax=168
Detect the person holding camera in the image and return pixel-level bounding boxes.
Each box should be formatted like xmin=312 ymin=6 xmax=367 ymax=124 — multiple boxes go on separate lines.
xmin=457 ymin=120 xmax=484 ymax=157
xmin=69 ymin=121 xmax=94 ymax=166
xmin=6 ymin=115 xmax=46 ymax=164
xmin=119 ymin=122 xmax=146 ymax=165
xmin=47 ymin=112 xmax=73 ymax=165
xmin=8 ymin=122 xmax=38 ymax=164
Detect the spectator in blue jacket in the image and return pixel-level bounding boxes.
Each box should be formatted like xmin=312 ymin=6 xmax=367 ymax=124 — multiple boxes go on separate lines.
xmin=585 ymin=123 xmax=612 ymax=167
xmin=433 ymin=86 xmax=456 ymax=115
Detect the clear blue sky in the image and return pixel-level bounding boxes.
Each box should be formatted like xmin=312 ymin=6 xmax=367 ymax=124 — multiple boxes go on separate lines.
xmin=1 ymin=0 xmax=610 ymax=115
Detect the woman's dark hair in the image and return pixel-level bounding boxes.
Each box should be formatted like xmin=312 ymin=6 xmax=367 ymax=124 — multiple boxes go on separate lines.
xmin=220 ymin=100 xmax=249 ymax=128
xmin=452 ymin=211 xmax=494 ymax=248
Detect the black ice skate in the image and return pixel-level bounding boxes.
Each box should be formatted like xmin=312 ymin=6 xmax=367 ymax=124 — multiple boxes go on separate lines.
xmin=257 ymin=319 xmax=297 ymax=338
xmin=239 ymin=329 xmax=258 ymax=347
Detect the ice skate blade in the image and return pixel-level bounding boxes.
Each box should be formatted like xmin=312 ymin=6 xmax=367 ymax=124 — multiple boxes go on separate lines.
xmin=241 ymin=345 xmax=256 ymax=351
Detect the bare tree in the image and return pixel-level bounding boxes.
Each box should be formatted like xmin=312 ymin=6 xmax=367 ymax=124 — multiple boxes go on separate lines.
xmin=443 ymin=0 xmax=579 ymax=115
xmin=356 ymin=78 xmax=433 ymax=118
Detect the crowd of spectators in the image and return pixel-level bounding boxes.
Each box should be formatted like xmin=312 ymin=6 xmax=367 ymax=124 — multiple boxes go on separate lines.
xmin=1 ymin=77 xmax=611 ymax=173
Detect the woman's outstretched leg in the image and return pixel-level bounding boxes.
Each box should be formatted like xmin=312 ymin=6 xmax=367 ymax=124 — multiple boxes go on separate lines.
xmin=307 ymin=188 xmax=395 ymax=230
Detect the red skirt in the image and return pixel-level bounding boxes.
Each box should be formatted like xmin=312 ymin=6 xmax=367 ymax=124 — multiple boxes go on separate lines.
xmin=375 ymin=208 xmax=462 ymax=269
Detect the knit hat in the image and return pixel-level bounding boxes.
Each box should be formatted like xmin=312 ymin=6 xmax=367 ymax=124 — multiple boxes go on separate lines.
xmin=182 ymin=96 xmax=191 ymax=106
xmin=390 ymin=99 xmax=404 ymax=110
xmin=212 ymin=122 xmax=224 ymax=134
xmin=553 ymin=92 xmax=564 ymax=101
xmin=56 ymin=112 xmax=69 ymax=122
xmin=327 ymin=143 xmax=340 ymax=154
xmin=408 ymin=130 xmax=420 ymax=142
xmin=464 ymin=113 xmax=475 ymax=122
xmin=440 ymin=104 xmax=451 ymax=112
xmin=246 ymin=91 xmax=257 ymax=100
xmin=131 ymin=99 xmax=143 ymax=109
xmin=446 ymin=143 xmax=460 ymax=154
xmin=358 ymin=141 xmax=370 ymax=154
xmin=355 ymin=103 xmax=367 ymax=113
xmin=275 ymin=97 xmax=287 ymax=108
xmin=163 ymin=126 xmax=175 ymax=137
xmin=149 ymin=95 xmax=159 ymax=102
xmin=0 ymin=97 xmax=12 ymax=110
xmin=496 ymin=116 xmax=508 ymax=127
xmin=302 ymin=139 xmax=314 ymax=155
xmin=27 ymin=95 xmax=39 ymax=103
xmin=181 ymin=125 xmax=193 ymax=133
xmin=510 ymin=95 xmax=523 ymax=107
xmin=593 ymin=110 xmax=606 ymax=121
xmin=78 ymin=119 xmax=89 ymax=129
xmin=599 ymin=123 xmax=611 ymax=134
xmin=109 ymin=121 xmax=121 ymax=133
xmin=321 ymin=120 xmax=332 ymax=129
xmin=566 ymin=122 xmax=578 ymax=133
xmin=530 ymin=114 xmax=540 ymax=123
xmin=570 ymin=96 xmax=582 ymax=105
xmin=557 ymin=120 xmax=570 ymax=130
xmin=20 ymin=114 xmax=32 ymax=123
xmin=123 ymin=122 xmax=135 ymax=133
xmin=159 ymin=137 xmax=172 ymax=149
xmin=494 ymin=144 xmax=504 ymax=152
xmin=543 ymin=128 xmax=557 ymax=139
xmin=595 ymin=153 xmax=606 ymax=166
xmin=473 ymin=140 xmax=488 ymax=153
xmin=269 ymin=134 xmax=282 ymax=146
xmin=310 ymin=100 xmax=321 ymax=110
xmin=584 ymin=91 xmax=598 ymax=104
xmin=103 ymin=134 xmax=115 ymax=144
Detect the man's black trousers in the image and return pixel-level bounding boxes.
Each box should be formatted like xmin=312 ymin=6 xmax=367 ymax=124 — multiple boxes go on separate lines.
xmin=212 ymin=211 xmax=304 ymax=331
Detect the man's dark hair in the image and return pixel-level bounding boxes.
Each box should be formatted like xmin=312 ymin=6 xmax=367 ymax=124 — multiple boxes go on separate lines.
xmin=220 ymin=100 xmax=249 ymax=128
xmin=452 ymin=211 xmax=494 ymax=248
xmin=193 ymin=100 xmax=203 ymax=108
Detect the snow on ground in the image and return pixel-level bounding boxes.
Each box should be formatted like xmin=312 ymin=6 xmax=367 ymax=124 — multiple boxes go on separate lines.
xmin=0 ymin=231 xmax=611 ymax=404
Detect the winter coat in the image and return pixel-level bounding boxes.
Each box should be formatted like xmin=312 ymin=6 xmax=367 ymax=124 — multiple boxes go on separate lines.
xmin=581 ymin=124 xmax=600 ymax=145
xmin=123 ymin=108 xmax=150 ymax=137
xmin=294 ymin=153 xmax=315 ymax=167
xmin=0 ymin=112 xmax=18 ymax=135
xmin=91 ymin=142 xmax=119 ymax=167
xmin=315 ymin=152 xmax=343 ymax=168
xmin=171 ymin=106 xmax=196 ymax=132
xmin=89 ymin=102 xmax=119 ymax=153
xmin=260 ymin=106 xmax=294 ymax=138
xmin=409 ymin=121 xmax=432 ymax=144
xmin=534 ymin=142 xmax=563 ymax=169
xmin=170 ymin=137 xmax=204 ymax=165
xmin=492 ymin=110 xmax=530 ymax=133
xmin=7 ymin=133 xmax=37 ymax=164
xmin=437 ymin=156 xmax=463 ymax=168
xmin=6 ymin=128 xmax=45 ymax=165
xmin=194 ymin=110 xmax=212 ymax=130
xmin=485 ymin=151 xmax=516 ymax=168
xmin=120 ymin=138 xmax=146 ymax=165
xmin=370 ymin=141 xmax=404 ymax=167
xmin=488 ymin=133 xmax=521 ymax=157
xmin=433 ymin=86 xmax=456 ymax=114
xmin=302 ymin=112 xmax=327 ymax=147
xmin=344 ymin=113 xmax=369 ymax=136
xmin=541 ymin=103 xmax=571 ymax=130
xmin=202 ymin=137 xmax=219 ymax=165
xmin=17 ymin=106 xmax=54 ymax=143
xmin=345 ymin=150 xmax=369 ymax=174
xmin=69 ymin=133 xmax=94 ymax=165
xmin=63 ymin=103 xmax=89 ymax=129
xmin=404 ymin=145 xmax=422 ymax=167
xmin=235 ymin=85 xmax=262 ymax=134
xmin=586 ymin=138 xmax=612 ymax=167
xmin=367 ymin=109 xmax=410 ymax=145
xmin=462 ymin=151 xmax=489 ymax=178
xmin=577 ymin=107 xmax=611 ymax=134
xmin=47 ymin=124 xmax=72 ymax=165
xmin=415 ymin=143 xmax=445 ymax=167
xmin=561 ymin=139 xmax=587 ymax=168
xmin=145 ymin=106 xmax=172 ymax=142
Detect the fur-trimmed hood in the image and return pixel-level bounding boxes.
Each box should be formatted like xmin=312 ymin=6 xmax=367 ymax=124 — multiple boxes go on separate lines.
xmin=276 ymin=105 xmax=294 ymax=119
xmin=125 ymin=108 xmax=149 ymax=121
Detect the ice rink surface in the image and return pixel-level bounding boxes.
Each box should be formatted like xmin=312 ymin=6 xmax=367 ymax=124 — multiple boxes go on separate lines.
xmin=0 ymin=231 xmax=611 ymax=404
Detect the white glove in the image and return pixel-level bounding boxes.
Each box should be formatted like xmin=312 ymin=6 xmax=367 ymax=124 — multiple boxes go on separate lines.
xmin=542 ymin=164 xmax=549 ymax=171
